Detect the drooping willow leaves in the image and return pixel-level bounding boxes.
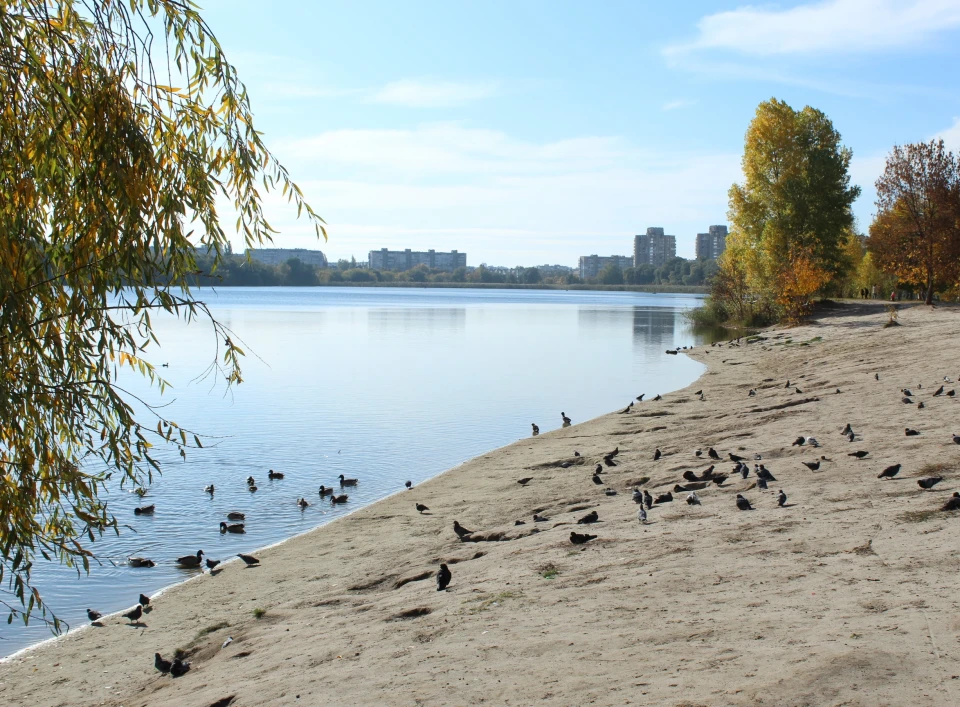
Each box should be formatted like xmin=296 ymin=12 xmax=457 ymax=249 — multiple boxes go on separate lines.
xmin=0 ymin=0 xmax=325 ymax=631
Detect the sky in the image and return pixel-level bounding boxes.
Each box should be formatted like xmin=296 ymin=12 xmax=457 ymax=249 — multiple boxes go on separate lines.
xmin=197 ymin=0 xmax=960 ymax=266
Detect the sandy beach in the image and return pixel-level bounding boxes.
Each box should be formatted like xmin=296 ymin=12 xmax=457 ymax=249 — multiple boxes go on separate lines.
xmin=3 ymin=301 xmax=960 ymax=706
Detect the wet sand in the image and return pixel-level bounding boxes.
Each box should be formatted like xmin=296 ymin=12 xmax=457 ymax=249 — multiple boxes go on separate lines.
xmin=3 ymin=302 xmax=960 ymax=706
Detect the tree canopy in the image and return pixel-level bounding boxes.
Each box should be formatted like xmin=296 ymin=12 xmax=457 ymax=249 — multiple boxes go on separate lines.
xmin=718 ymin=98 xmax=860 ymax=322
xmin=868 ymin=140 xmax=960 ymax=303
xmin=0 ymin=0 xmax=323 ymax=629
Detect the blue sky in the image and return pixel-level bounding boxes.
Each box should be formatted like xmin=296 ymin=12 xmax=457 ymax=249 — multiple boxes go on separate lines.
xmin=200 ymin=0 xmax=960 ymax=265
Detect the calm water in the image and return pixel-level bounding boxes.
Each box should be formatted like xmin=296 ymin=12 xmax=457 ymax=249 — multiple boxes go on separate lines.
xmin=4 ymin=287 xmax=708 ymax=656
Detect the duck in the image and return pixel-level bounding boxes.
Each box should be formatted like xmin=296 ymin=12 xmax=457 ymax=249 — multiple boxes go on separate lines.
xmin=176 ymin=550 xmax=204 ymax=567
xmin=226 ymin=512 xmax=245 ymax=521
xmin=248 ymin=484 xmax=258 ymax=492
xmin=206 ymin=558 xmax=221 ymax=571
xmin=561 ymin=412 xmax=572 ymax=426
xmin=87 ymin=608 xmax=102 ymax=622
xmin=318 ymin=485 xmax=334 ymax=496
xmin=297 ymin=497 xmax=310 ymax=508
xmin=338 ymin=474 xmax=358 ymax=487
xmin=268 ymin=469 xmax=284 ymax=479
xmin=331 ymin=494 xmax=349 ymax=504
xmin=204 ymin=484 xmax=215 ymax=494
xmin=133 ymin=504 xmax=155 ymax=515
xmin=246 ymin=476 xmax=256 ymax=486
xmin=128 ymin=557 xmax=155 ymax=568
xmin=531 ymin=423 xmax=539 ymax=436
xmin=220 ymin=521 xmax=246 ymax=533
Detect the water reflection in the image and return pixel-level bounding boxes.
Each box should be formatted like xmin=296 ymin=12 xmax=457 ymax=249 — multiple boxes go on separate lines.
xmin=368 ymin=307 xmax=466 ymax=334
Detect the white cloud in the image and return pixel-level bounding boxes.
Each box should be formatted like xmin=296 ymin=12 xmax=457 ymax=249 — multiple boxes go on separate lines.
xmin=370 ymin=79 xmax=498 ymax=108
xmin=935 ymin=117 xmax=960 ymax=151
xmin=666 ymin=0 xmax=960 ymax=58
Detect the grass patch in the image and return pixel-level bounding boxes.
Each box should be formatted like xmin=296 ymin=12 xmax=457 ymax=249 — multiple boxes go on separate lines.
xmin=253 ymin=607 xmax=266 ymax=619
xmin=194 ymin=621 xmax=230 ymax=640
xmin=899 ymin=509 xmax=939 ymax=523
xmin=537 ymin=563 xmax=560 ymax=580
xmin=467 ymin=591 xmax=520 ymax=614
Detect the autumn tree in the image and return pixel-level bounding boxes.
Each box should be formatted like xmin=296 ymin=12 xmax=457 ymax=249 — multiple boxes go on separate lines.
xmin=716 ymin=98 xmax=860 ymax=321
xmin=868 ymin=140 xmax=960 ymax=304
xmin=0 ymin=1 xmax=324 ymax=629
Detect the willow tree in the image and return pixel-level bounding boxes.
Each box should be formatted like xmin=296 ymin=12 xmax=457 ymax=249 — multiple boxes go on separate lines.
xmin=721 ymin=98 xmax=860 ymax=320
xmin=868 ymin=140 xmax=960 ymax=304
xmin=0 ymin=0 xmax=325 ymax=629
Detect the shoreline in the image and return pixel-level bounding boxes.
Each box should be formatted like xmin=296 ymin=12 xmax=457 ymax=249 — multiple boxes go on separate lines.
xmin=3 ymin=301 xmax=960 ymax=705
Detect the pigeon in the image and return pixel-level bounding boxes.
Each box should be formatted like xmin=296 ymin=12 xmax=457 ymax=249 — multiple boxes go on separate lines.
xmin=784 ymin=380 xmax=790 ymax=388
xmin=637 ymin=506 xmax=647 ymax=523
xmin=841 ymin=423 xmax=852 ymax=435
xmin=170 ymin=658 xmax=191 ymax=678
xmin=517 ymin=477 xmax=533 ymax=486
xmin=574 ymin=451 xmax=581 ymax=457
xmin=905 ymin=428 xmax=920 ymax=436
xmin=847 ymin=432 xmax=856 ymax=442
xmin=682 ymin=470 xmax=698 ymax=482
xmin=802 ymin=461 xmax=821 ymax=471
xmin=757 ymin=465 xmax=776 ymax=481
xmin=453 ymin=521 xmax=474 ymax=540
xmin=570 ymin=531 xmax=597 ymax=544
xmin=729 ymin=452 xmax=745 ymax=462
xmin=620 ymin=403 xmax=633 ymax=414
xmin=901 ymin=397 xmax=913 ymax=404
xmin=577 ymin=511 xmax=599 ymax=524
xmin=875 ymin=373 xmax=880 ymax=381
xmin=735 ymin=494 xmax=752 ymax=511
xmin=533 ymin=513 xmax=549 ymax=522
xmin=632 ymin=488 xmax=644 ymax=504
xmin=948 ymin=390 xmax=956 ymax=397
xmin=138 ymin=593 xmax=150 ymax=607
xmin=686 ymin=492 xmax=701 ymax=506
xmin=416 ymin=503 xmax=430 ymax=514
xmin=654 ymin=492 xmax=673 ymax=504
xmin=953 ymin=434 xmax=960 ymax=445
xmin=205 ymin=558 xmax=221 ymax=571
xmin=122 ymin=604 xmax=143 ymax=623
xmin=237 ymin=553 xmax=260 ymax=566
xmin=605 ymin=488 xmax=618 ymax=496
xmin=592 ymin=474 xmax=603 ymax=485
xmin=531 ymin=423 xmax=539 ymax=436
xmin=807 ymin=437 xmax=820 ymax=448
xmin=695 ymin=390 xmax=703 ymax=396
xmin=711 ymin=474 xmax=728 ymax=486
xmin=338 ymin=474 xmax=358 ymax=487
xmin=795 ymin=388 xmax=804 ymax=394
xmin=739 ymin=463 xmax=749 ymax=479
xmin=942 ymin=492 xmax=960 ymax=511
xmin=748 ymin=389 xmax=756 ymax=397
xmin=87 ymin=609 xmax=102 ymax=622
xmin=606 ymin=446 xmax=620 ymax=459
xmin=777 ymin=490 xmax=787 ymax=507
xmin=917 ymin=477 xmax=943 ymax=490
xmin=701 ymin=465 xmax=716 ymax=478
xmin=848 ymin=451 xmax=869 ymax=459
xmin=708 ymin=448 xmax=721 ymax=460
xmin=901 ymin=389 xmax=913 ymax=397
xmin=792 ymin=436 xmax=806 ymax=447
xmin=643 ymin=490 xmax=653 ymax=509
xmin=695 ymin=449 xmax=702 ymax=457
xmin=437 ymin=563 xmax=452 ymax=591
xmin=933 ymin=385 xmax=944 ymax=396
xmin=653 ymin=394 xmax=662 ymax=401
xmin=155 ymin=653 xmax=172 ymax=674
xmin=561 ymin=412 xmax=572 ymax=426
xmin=757 ymin=476 xmax=768 ymax=490
xmin=918 ymin=401 xmax=925 ymax=409
xmin=653 ymin=449 xmax=662 ymax=461
xmin=878 ymin=464 xmax=902 ymax=479
xmin=405 ymin=480 xmax=413 ymax=489
xmin=603 ymin=454 xmax=617 ymax=467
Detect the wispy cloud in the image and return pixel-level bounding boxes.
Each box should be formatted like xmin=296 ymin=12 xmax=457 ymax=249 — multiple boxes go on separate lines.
xmin=665 ymin=0 xmax=960 ymax=58
xmin=662 ymin=99 xmax=696 ymax=112
xmin=370 ymin=79 xmax=499 ymax=108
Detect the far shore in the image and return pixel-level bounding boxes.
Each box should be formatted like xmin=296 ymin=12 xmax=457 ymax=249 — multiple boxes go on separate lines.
xmin=3 ymin=300 xmax=959 ymax=706
xmin=191 ymin=280 xmax=711 ymax=294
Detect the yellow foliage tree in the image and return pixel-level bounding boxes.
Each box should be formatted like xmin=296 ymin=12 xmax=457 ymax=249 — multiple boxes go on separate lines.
xmin=775 ymin=250 xmax=831 ymax=323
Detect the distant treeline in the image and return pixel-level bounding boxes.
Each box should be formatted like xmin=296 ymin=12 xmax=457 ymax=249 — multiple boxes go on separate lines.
xmin=189 ymin=254 xmax=719 ymax=289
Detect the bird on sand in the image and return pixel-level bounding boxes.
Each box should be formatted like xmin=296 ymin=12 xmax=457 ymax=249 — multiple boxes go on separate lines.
xmin=632 ymin=489 xmax=644 ymax=504
xmin=642 ymin=490 xmax=652 ymax=509
xmin=331 ymin=494 xmax=349 ymax=504
xmin=416 ymin=503 xmax=430 ymax=514
xmin=205 ymin=558 xmax=221 ymax=571
xmin=574 ymin=451 xmax=581 ymax=457
xmin=695 ymin=390 xmax=703 ymax=396
xmin=220 ymin=521 xmax=245 ymax=533
xmin=918 ymin=401 xmax=925 ymax=409
xmin=847 ymin=432 xmax=856 ymax=442
xmin=637 ymin=506 xmax=647 ymax=523
xmin=155 ymin=653 xmax=172 ymax=674
xmin=708 ymin=448 xmax=721 ymax=460
xmin=636 ymin=393 xmax=645 ymax=401
xmin=592 ymin=474 xmax=603 ymax=485
xmin=953 ymin=433 xmax=960 ymax=445
xmin=605 ymin=488 xmax=617 ymax=496
xmin=841 ymin=423 xmax=853 ymax=435
xmin=695 ymin=449 xmax=702 ymax=457
xmin=878 ymin=464 xmax=902 ymax=479
xmin=735 ymin=494 xmax=753 ymax=511
xmin=531 ymin=423 xmax=539 ymax=436
xmin=848 ymin=450 xmax=869 ymax=459
xmin=603 ymin=454 xmax=617 ymax=467
xmin=561 ymin=412 xmax=572 ymax=426
xmin=729 ymin=452 xmax=745 ymax=462
xmin=901 ymin=388 xmax=913 ymax=397
xmin=176 ymin=550 xmax=204 ymax=568
xmin=517 ymin=477 xmax=533 ymax=486
xmin=756 ymin=465 xmax=776 ymax=481
xmin=87 ymin=609 xmax=102 ymax=622
xmin=686 ymin=492 xmax=701 ymax=506
xmin=338 ymin=474 xmax=358 ymax=487
xmin=948 ymin=390 xmax=957 ymax=397
xmin=942 ymin=492 xmax=960 ymax=511
xmin=757 ymin=476 xmax=768 ymax=490
xmin=905 ymin=428 xmax=920 ymax=436
xmin=917 ymin=477 xmax=943 ymax=490
xmin=875 ymin=373 xmax=880 ymax=381
xmin=711 ymin=474 xmax=729 ymax=486
xmin=139 ymin=593 xmax=150 ymax=607
xmin=777 ymin=490 xmax=787 ymax=507
xmin=405 ymin=480 xmax=413 ymax=489
xmin=238 ymin=553 xmax=260 ymax=566
xmin=934 ymin=385 xmax=945 ymax=396
xmin=653 ymin=449 xmax=662 ymax=461
xmin=620 ymin=402 xmax=633 ymax=414
xmin=654 ymin=492 xmax=673 ymax=504
xmin=436 ymin=563 xmax=452 ymax=591
xmin=594 ymin=463 xmax=603 ymax=474
xmin=802 ymin=460 xmax=821 ymax=471
xmin=319 ymin=485 xmax=334 ymax=496
xmin=170 ymin=658 xmax=191 ymax=677
xmin=453 ymin=521 xmax=474 ymax=540
xmin=784 ymin=380 xmax=790 ymax=388
xmin=792 ymin=436 xmax=806 ymax=446
xmin=533 ymin=513 xmax=549 ymax=522
xmin=902 ymin=397 xmax=913 ymax=404
xmin=122 ymin=604 xmax=143 ymax=623
xmin=653 ymin=394 xmax=662 ymax=401
xmin=739 ymin=463 xmax=749 ymax=479
xmin=577 ymin=510 xmax=599 ymax=524
xmin=570 ymin=531 xmax=597 ymax=544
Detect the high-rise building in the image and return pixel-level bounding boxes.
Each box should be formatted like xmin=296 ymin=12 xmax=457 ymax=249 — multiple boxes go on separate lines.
xmin=695 ymin=225 xmax=728 ymax=260
xmin=578 ymin=254 xmax=633 ymax=280
xmin=633 ymin=228 xmax=677 ymax=267
xmin=367 ymin=248 xmax=466 ymax=272
xmin=245 ymin=248 xmax=328 ymax=267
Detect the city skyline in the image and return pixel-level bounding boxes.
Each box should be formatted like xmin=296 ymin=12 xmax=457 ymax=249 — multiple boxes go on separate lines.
xmin=198 ymin=1 xmax=960 ymax=265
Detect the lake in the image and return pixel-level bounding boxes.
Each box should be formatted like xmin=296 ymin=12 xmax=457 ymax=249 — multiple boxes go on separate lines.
xmin=4 ymin=287 xmax=708 ymax=656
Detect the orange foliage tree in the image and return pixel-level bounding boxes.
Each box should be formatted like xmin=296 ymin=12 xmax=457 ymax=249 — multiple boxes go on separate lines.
xmin=775 ymin=250 xmax=830 ymax=323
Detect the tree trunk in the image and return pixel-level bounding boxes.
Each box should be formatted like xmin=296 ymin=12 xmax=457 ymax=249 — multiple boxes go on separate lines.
xmin=925 ymin=272 xmax=934 ymax=305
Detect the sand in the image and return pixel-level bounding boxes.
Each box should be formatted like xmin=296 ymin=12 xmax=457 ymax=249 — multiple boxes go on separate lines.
xmin=3 ymin=301 xmax=960 ymax=706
